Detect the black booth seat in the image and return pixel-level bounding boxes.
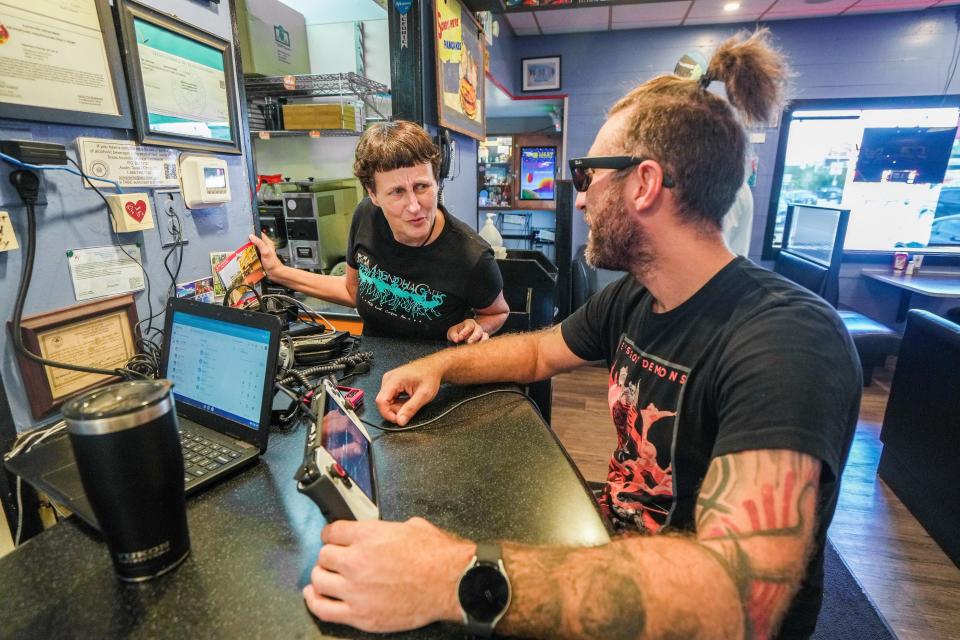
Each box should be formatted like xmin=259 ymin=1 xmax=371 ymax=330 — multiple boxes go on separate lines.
xmin=836 ymin=310 xmax=903 ymax=385
xmin=878 ymin=310 xmax=960 ymax=568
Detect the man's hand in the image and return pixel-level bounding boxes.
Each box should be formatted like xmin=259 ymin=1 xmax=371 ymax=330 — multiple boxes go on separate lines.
xmin=447 ymin=318 xmax=488 ymax=344
xmin=376 ymin=360 xmax=444 ymax=426
xmin=248 ymin=231 xmax=283 ymax=279
xmin=303 ymin=517 xmax=475 ymax=633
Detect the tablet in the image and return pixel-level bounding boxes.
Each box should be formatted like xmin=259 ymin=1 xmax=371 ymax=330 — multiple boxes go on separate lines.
xmin=296 ymin=378 xmax=378 ymax=521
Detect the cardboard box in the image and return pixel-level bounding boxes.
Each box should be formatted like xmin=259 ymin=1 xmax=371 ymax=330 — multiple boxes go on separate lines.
xmin=236 ymin=0 xmax=310 ymax=77
xmin=105 ymin=193 xmax=155 ymax=233
xmin=281 ymin=103 xmax=358 ymax=131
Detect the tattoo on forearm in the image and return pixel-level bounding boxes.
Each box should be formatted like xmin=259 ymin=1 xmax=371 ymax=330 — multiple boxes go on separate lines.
xmin=696 ymin=451 xmax=819 ymax=639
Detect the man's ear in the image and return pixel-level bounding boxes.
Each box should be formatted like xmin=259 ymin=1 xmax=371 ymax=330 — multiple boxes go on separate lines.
xmin=625 ymin=161 xmax=668 ymax=213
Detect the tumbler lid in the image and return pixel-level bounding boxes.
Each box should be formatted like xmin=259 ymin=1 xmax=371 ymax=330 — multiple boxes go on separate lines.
xmin=63 ymin=380 xmax=174 ymax=434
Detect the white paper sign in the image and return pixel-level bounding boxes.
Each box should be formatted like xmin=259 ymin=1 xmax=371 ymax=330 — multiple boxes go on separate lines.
xmin=76 ymin=137 xmax=179 ymax=188
xmin=0 ymin=0 xmax=119 ymax=116
xmin=67 ymin=245 xmax=145 ymax=302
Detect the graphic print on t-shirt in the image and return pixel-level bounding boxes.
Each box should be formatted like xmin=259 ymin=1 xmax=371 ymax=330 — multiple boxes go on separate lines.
xmin=355 ymin=252 xmax=446 ymax=323
xmin=603 ymin=335 xmax=689 ymax=533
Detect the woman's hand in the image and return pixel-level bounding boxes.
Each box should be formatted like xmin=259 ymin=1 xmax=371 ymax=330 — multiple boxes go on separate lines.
xmin=248 ymin=232 xmax=283 ymax=279
xmin=447 ymin=318 xmax=488 ymax=344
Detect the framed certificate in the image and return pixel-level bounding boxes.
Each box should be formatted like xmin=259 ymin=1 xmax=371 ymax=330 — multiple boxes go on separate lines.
xmin=10 ymin=294 xmax=139 ymax=418
xmin=0 ymin=0 xmax=132 ymax=128
xmin=116 ymin=0 xmax=241 ymax=154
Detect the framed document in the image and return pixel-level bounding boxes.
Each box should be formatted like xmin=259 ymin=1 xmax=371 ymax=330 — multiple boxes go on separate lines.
xmin=10 ymin=294 xmax=139 ymax=418
xmin=0 ymin=0 xmax=132 ymax=128
xmin=116 ymin=0 xmax=242 ymax=154
xmin=433 ymin=0 xmax=485 ymax=141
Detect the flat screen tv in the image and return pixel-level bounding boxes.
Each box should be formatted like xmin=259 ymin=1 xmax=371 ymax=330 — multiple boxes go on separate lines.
xmin=853 ymin=126 xmax=957 ymax=184
xmin=519 ymin=146 xmax=557 ymax=201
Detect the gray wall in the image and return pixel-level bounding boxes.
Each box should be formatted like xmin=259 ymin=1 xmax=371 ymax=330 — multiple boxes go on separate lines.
xmin=0 ymin=0 xmax=255 ymax=431
xmin=507 ymin=8 xmax=960 ymax=325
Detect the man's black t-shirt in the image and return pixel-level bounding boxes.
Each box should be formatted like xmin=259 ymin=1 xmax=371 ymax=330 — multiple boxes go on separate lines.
xmin=561 ymin=257 xmax=861 ymax=638
xmin=346 ymin=198 xmax=503 ymax=340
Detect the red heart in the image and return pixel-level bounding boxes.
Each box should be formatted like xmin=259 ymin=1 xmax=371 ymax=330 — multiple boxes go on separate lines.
xmin=124 ymin=199 xmax=146 ymax=223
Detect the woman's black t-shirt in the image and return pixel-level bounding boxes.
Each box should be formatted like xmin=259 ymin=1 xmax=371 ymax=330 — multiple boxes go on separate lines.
xmin=346 ymin=198 xmax=503 ymax=340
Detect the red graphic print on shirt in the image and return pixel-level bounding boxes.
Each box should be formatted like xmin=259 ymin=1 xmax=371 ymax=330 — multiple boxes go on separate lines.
xmin=600 ymin=335 xmax=689 ymax=532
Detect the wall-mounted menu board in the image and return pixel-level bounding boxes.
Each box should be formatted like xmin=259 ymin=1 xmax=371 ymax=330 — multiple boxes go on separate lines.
xmin=0 ymin=0 xmax=132 ymax=128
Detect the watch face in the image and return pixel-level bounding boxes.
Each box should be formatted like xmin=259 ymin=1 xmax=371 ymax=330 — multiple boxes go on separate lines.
xmin=458 ymin=564 xmax=510 ymax=623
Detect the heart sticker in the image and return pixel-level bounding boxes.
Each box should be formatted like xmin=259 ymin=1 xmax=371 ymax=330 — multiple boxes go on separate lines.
xmin=125 ymin=200 xmax=147 ymax=223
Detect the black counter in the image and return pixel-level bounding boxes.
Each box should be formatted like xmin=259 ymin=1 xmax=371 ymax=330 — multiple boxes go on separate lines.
xmin=0 ymin=337 xmax=609 ymax=639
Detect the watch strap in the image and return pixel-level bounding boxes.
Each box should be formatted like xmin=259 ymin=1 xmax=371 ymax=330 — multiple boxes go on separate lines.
xmin=475 ymin=541 xmax=501 ymax=566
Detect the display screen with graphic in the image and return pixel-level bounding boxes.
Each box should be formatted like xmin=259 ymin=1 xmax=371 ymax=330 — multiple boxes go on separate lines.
xmin=519 ymin=147 xmax=557 ymax=201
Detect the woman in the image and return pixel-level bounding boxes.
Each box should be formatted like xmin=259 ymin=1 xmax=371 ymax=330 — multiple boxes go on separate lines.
xmin=250 ymin=120 xmax=508 ymax=342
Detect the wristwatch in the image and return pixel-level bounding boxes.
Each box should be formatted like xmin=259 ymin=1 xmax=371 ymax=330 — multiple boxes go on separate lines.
xmin=457 ymin=541 xmax=512 ymax=637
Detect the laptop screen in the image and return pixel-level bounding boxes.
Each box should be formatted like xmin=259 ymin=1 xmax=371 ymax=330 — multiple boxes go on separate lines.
xmin=321 ymin=393 xmax=374 ymax=501
xmin=166 ymin=310 xmax=272 ymax=430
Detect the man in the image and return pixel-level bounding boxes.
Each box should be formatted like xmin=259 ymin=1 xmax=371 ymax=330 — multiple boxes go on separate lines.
xmin=302 ymin=31 xmax=861 ymax=639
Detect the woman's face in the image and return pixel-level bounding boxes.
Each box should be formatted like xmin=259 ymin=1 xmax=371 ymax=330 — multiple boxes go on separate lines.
xmin=368 ymin=163 xmax=440 ymax=246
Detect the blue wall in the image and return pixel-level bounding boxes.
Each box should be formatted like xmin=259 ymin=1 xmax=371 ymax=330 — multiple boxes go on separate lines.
xmin=0 ymin=0 xmax=255 ymax=431
xmin=509 ymin=7 xmax=960 ymax=324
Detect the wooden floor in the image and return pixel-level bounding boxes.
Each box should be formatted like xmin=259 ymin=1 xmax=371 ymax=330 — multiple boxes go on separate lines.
xmin=551 ymin=365 xmax=960 ymax=640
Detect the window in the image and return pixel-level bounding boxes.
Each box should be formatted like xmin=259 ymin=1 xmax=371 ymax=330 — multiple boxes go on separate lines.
xmin=762 ymin=97 xmax=960 ymax=258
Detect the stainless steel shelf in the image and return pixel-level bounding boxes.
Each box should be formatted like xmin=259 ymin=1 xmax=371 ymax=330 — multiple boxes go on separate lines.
xmin=250 ymin=129 xmax=362 ymax=139
xmin=244 ymin=72 xmax=390 ymax=121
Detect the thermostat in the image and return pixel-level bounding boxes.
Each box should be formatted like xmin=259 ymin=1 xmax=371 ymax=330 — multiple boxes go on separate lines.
xmin=179 ymin=155 xmax=231 ymax=209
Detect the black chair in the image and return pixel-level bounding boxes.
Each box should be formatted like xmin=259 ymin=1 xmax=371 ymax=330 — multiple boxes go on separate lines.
xmin=571 ymin=244 xmax=598 ymax=311
xmin=772 ymin=205 xmax=901 ymax=386
xmin=496 ymin=250 xmax=559 ymax=422
xmin=878 ymin=310 xmax=960 ymax=568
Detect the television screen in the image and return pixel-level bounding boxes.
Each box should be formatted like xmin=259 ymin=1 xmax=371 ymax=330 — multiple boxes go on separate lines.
xmin=854 ymin=126 xmax=957 ymax=184
xmin=519 ymin=146 xmax=556 ymax=200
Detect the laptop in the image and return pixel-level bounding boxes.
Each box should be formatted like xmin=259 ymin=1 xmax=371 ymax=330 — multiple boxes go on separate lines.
xmin=5 ymin=297 xmax=281 ymax=530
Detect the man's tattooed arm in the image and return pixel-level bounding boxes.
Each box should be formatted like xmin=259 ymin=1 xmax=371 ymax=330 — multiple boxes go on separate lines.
xmin=496 ymin=450 xmax=820 ymax=640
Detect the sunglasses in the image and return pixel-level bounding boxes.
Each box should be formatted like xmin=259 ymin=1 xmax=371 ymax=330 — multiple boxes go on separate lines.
xmin=568 ymin=156 xmax=675 ymax=192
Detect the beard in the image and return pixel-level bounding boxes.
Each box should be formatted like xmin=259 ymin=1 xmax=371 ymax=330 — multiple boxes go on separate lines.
xmin=585 ymin=181 xmax=655 ymax=278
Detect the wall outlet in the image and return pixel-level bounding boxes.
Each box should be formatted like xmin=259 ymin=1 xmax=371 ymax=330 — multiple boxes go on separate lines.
xmin=0 ymin=210 xmax=19 ymax=252
xmin=152 ymin=189 xmax=190 ymax=248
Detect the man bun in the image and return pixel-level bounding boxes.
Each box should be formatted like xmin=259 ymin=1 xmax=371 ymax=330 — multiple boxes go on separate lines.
xmin=705 ymin=28 xmax=789 ymax=125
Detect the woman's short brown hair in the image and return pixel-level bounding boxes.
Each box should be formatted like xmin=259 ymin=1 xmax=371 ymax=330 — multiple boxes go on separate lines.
xmin=353 ymin=120 xmax=442 ymax=193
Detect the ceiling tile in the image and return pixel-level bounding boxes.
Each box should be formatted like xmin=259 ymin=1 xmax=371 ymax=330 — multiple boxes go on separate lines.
xmin=844 ymin=0 xmax=939 ymax=14
xmin=534 ymin=6 xmax=609 ymax=30
xmin=761 ymin=0 xmax=854 ymax=19
xmin=612 ymin=1 xmax=690 ymax=23
xmin=686 ymin=0 xmax=773 ymax=21
xmin=506 ymin=12 xmax=538 ymax=29
xmin=611 ymin=19 xmax=686 ymax=30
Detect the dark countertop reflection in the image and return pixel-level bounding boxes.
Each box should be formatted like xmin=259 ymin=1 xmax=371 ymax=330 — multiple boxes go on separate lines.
xmin=0 ymin=337 xmax=609 ymax=639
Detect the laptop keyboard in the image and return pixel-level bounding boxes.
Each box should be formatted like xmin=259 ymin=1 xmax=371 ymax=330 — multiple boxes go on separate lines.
xmin=179 ymin=429 xmax=242 ymax=485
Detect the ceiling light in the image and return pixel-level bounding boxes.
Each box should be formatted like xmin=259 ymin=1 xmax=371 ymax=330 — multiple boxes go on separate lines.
xmin=723 ymin=2 xmax=741 ymax=10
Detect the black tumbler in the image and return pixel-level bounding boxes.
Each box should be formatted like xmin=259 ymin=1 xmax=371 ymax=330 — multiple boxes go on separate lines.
xmin=62 ymin=380 xmax=190 ymax=582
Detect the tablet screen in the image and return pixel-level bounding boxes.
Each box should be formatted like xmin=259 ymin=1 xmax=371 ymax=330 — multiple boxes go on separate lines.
xmin=320 ymin=393 xmax=374 ymax=502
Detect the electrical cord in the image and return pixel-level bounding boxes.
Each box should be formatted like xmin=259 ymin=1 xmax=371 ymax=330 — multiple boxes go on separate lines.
xmin=0 ymin=151 xmax=124 ymax=191
xmin=359 ymin=388 xmax=534 ymax=433
xmin=7 ymin=171 xmax=138 ymax=378
xmin=222 ymin=282 xmax=262 ymax=308
xmin=4 ymin=420 xmax=67 ymax=546
xmin=65 ymin=156 xmax=164 ymax=346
